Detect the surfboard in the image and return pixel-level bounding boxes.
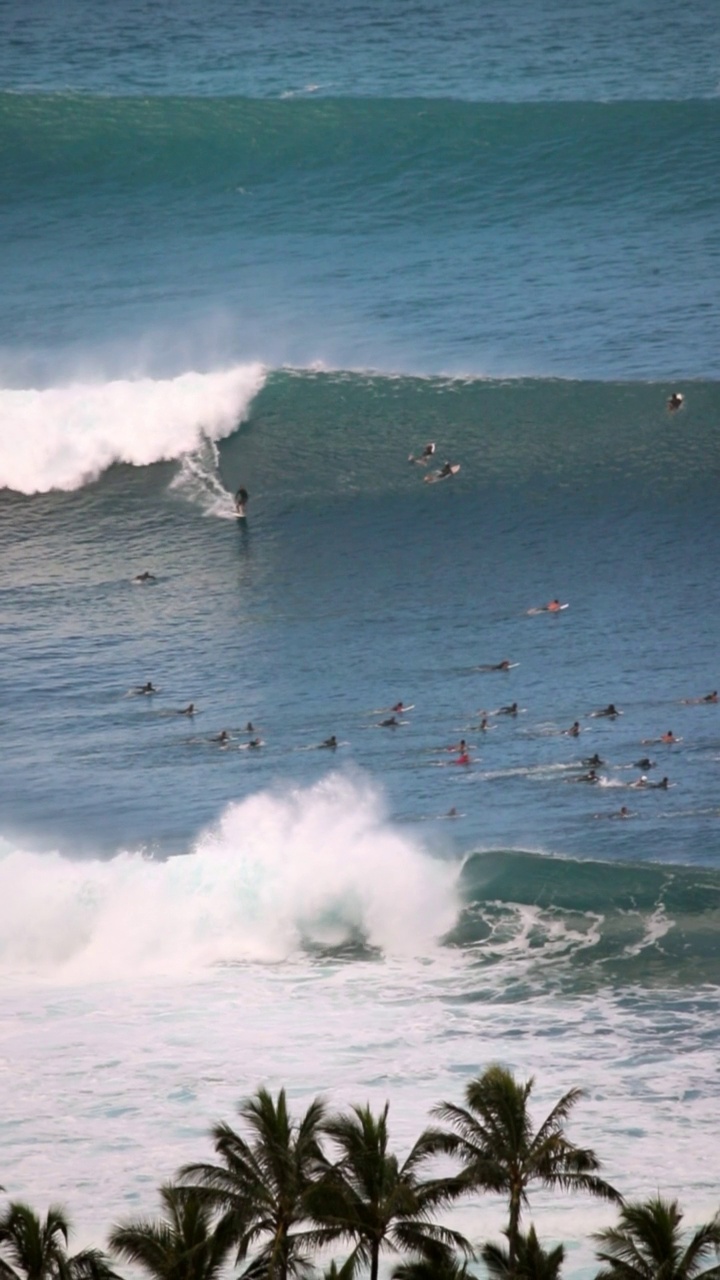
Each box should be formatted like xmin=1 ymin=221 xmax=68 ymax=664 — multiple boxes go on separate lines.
xmin=424 ymin=464 xmax=460 ymax=484
xmin=475 ymin=663 xmax=519 ymax=672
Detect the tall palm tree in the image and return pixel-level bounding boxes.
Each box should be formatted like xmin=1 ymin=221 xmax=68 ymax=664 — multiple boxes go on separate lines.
xmin=430 ymin=1065 xmax=621 ymax=1269
xmin=0 ymin=1202 xmax=120 ymax=1280
xmin=483 ymin=1225 xmax=565 ymax=1280
xmin=593 ymin=1196 xmax=720 ymax=1280
xmin=306 ymin=1102 xmax=472 ymax=1280
xmin=109 ymin=1185 xmax=234 ymax=1280
xmin=178 ymin=1086 xmax=328 ymax=1280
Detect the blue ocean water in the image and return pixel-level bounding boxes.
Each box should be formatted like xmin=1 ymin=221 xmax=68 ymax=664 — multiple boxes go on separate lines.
xmin=2 ymin=1 xmax=720 ymax=1268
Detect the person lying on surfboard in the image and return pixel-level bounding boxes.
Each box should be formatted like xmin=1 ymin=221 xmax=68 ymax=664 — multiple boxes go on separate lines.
xmin=438 ymin=460 xmax=456 ymax=478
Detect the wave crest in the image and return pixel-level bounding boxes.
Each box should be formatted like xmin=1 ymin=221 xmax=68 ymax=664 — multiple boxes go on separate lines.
xmin=0 ymin=774 xmax=460 ymax=981
xmin=0 ymin=363 xmax=265 ymax=494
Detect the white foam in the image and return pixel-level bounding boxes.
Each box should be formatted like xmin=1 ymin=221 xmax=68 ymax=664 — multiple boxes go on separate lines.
xmin=0 ymin=774 xmax=459 ymax=982
xmin=0 ymin=363 xmax=266 ymax=493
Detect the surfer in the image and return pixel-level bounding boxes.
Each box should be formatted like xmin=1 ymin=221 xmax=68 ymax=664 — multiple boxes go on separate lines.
xmin=667 ymin=392 xmax=684 ymax=412
xmin=379 ymin=715 xmax=400 ymax=727
xmin=245 ymin=721 xmax=255 ymax=732
xmin=438 ymin=460 xmax=456 ymax=478
xmin=634 ymin=757 xmax=655 ymax=770
xmin=448 ymin=739 xmax=467 ymax=754
xmin=594 ymin=703 xmax=621 ymax=718
xmin=661 ymin=730 xmax=680 ymax=743
xmin=612 ymin=806 xmax=633 ymax=819
xmin=484 ymin=659 xmax=512 ymax=672
xmin=478 ymin=716 xmax=490 ymax=731
xmin=135 ymin=681 xmax=156 ymax=695
xmin=248 ymin=737 xmax=262 ymax=748
xmin=574 ymin=768 xmax=599 ymax=783
xmin=565 ymin=721 xmax=581 ymax=737
xmin=546 ymin=599 xmax=565 ymax=612
xmin=319 ymin=735 xmax=338 ymax=749
xmin=409 ymin=442 xmax=436 ymax=464
xmin=212 ymin=730 xmax=230 ymax=744
xmin=453 ymin=752 xmax=470 ymax=765
xmin=683 ymin=690 xmax=720 ymax=705
xmin=235 ymin=487 xmax=249 ymax=516
xmin=583 ymin=753 xmax=604 ymax=767
xmin=134 ymin=570 xmax=156 ymax=583
xmin=498 ymin=702 xmax=518 ymax=716
xmin=651 ymin=776 xmax=670 ymax=789
xmin=631 ymin=775 xmax=650 ymax=789
xmin=178 ymin=704 xmax=196 ymax=715
xmin=703 ymin=691 xmax=719 ymax=703
xmin=392 ymin=701 xmax=409 ymax=713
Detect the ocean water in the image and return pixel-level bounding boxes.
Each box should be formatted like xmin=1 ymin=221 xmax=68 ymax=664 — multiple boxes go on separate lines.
xmin=2 ymin=1 xmax=720 ymax=1274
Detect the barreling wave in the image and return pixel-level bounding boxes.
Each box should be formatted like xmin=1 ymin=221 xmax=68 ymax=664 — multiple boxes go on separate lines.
xmin=0 ymin=364 xmax=265 ymax=493
xmin=451 ymin=849 xmax=720 ymax=993
xmin=4 ymin=92 xmax=718 ymax=215
xmin=3 ymin=366 xmax=719 ymax=499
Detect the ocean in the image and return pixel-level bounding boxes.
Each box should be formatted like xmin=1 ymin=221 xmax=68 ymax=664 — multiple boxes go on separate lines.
xmin=2 ymin=0 xmax=720 ymax=1273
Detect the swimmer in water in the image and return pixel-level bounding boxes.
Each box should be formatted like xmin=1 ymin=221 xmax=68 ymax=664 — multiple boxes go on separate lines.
xmin=135 ymin=681 xmax=156 ymax=695
xmin=565 ymin=721 xmax=581 ymax=737
xmin=134 ymin=570 xmax=156 ymax=583
xmin=498 ymin=702 xmax=518 ymax=716
xmin=319 ymin=735 xmax=338 ymax=749
xmin=667 ymin=392 xmax=684 ymax=412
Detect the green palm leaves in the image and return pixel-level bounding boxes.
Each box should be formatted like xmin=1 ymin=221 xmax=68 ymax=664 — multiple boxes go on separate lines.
xmin=0 ymin=1203 xmax=119 ymax=1280
xmin=430 ymin=1064 xmax=621 ymax=1267
xmin=593 ymin=1196 xmax=720 ymax=1280
xmin=178 ymin=1087 xmax=328 ymax=1280
xmin=109 ymin=1186 xmax=235 ymax=1280
xmin=306 ymin=1103 xmax=471 ymax=1280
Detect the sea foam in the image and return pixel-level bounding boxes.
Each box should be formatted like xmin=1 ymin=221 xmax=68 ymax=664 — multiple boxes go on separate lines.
xmin=0 ymin=774 xmax=459 ymax=982
xmin=0 ymin=363 xmax=265 ymax=494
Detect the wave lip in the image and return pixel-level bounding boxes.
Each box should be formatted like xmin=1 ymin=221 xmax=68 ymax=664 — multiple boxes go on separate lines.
xmin=0 ymin=363 xmax=265 ymax=494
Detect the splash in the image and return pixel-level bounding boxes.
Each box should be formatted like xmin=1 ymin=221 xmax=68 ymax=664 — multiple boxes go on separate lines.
xmin=0 ymin=775 xmax=460 ymax=982
xmin=0 ymin=363 xmax=266 ymax=494
xmin=169 ymin=436 xmax=236 ymax=519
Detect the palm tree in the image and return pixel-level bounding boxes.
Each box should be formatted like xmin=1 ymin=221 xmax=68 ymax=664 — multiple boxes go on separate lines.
xmin=178 ymin=1086 xmax=328 ymax=1280
xmin=483 ymin=1225 xmax=565 ymax=1280
xmin=109 ymin=1185 xmax=234 ymax=1280
xmin=430 ymin=1065 xmax=621 ymax=1270
xmin=391 ymin=1254 xmax=475 ymax=1279
xmin=593 ymin=1196 xmax=720 ymax=1280
xmin=0 ymin=1202 xmax=120 ymax=1280
xmin=307 ymin=1101 xmax=472 ymax=1280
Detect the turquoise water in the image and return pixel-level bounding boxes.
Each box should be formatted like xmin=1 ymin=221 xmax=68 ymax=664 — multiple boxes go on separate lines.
xmin=2 ymin=1 xmax=720 ymax=1269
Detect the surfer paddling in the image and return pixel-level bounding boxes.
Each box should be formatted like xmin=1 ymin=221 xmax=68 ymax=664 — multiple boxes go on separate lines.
xmin=667 ymin=392 xmax=684 ymax=413
xmin=234 ymin=487 xmax=249 ymax=517
xmin=134 ymin=681 xmax=157 ymax=695
xmin=408 ymin=442 xmax=436 ymax=465
xmin=133 ymin=570 xmax=156 ymax=583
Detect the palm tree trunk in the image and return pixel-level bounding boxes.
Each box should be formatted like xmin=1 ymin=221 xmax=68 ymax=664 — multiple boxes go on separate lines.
xmin=370 ymin=1240 xmax=380 ymax=1280
xmin=508 ymin=1184 xmax=522 ymax=1272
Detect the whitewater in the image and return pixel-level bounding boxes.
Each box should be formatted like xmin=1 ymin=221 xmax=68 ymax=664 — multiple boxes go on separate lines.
xmin=2 ymin=0 xmax=720 ymax=1275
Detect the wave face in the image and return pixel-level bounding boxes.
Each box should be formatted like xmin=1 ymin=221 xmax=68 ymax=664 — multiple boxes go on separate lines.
xmin=2 ymin=93 xmax=719 ymax=377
